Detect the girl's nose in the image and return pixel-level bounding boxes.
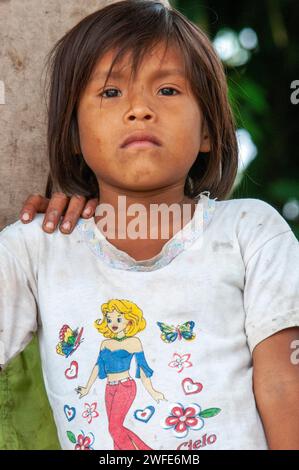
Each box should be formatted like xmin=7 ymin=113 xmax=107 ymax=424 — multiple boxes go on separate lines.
xmin=125 ymin=104 xmax=155 ymax=120
xmin=124 ymin=94 xmax=155 ymax=122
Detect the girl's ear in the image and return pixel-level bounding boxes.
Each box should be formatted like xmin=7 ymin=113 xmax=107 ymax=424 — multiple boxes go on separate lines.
xmin=199 ymin=121 xmax=211 ymax=153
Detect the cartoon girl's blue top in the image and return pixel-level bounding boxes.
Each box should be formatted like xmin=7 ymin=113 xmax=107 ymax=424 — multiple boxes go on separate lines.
xmin=96 ymin=348 xmax=154 ymax=379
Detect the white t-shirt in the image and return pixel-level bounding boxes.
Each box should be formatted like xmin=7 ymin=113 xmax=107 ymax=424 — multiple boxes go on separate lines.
xmin=1 ymin=192 xmax=299 ymax=450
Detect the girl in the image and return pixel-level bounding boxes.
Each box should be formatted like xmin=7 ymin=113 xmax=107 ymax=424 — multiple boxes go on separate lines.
xmin=76 ymin=298 xmax=166 ymax=450
xmin=1 ymin=0 xmax=299 ymax=450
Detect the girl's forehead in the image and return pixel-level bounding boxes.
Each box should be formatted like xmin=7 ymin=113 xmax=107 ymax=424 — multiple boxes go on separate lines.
xmin=106 ymin=310 xmax=123 ymax=316
xmin=91 ymin=43 xmax=186 ymax=81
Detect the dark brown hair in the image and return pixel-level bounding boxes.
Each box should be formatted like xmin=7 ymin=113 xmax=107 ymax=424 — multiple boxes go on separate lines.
xmin=45 ymin=0 xmax=238 ymax=201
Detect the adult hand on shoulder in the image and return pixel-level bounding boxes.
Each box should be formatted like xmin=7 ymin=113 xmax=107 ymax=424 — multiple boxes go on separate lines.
xmin=19 ymin=192 xmax=98 ymax=234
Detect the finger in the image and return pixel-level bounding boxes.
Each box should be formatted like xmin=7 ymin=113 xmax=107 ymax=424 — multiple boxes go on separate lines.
xmin=59 ymin=194 xmax=87 ymax=234
xmin=82 ymin=197 xmax=99 ymax=218
xmin=42 ymin=192 xmax=70 ymax=233
xmin=19 ymin=193 xmax=49 ymax=223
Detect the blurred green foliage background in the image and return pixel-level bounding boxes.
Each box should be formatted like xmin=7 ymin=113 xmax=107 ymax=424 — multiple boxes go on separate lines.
xmin=1 ymin=0 xmax=298 ymax=450
xmin=174 ymin=0 xmax=299 ymax=237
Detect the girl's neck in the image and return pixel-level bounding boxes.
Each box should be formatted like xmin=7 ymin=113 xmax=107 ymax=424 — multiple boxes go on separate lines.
xmin=93 ymin=182 xmax=197 ymax=262
xmin=95 ymin=180 xmax=193 ymax=211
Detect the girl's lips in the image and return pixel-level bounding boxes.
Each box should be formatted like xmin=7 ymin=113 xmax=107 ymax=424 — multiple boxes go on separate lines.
xmin=121 ymin=131 xmax=162 ymax=148
xmin=123 ymin=140 xmax=160 ymax=149
xmin=112 ymin=326 xmax=118 ymax=331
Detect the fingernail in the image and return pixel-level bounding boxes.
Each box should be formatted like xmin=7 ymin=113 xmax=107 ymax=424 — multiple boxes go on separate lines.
xmin=62 ymin=221 xmax=71 ymax=231
xmin=21 ymin=212 xmax=30 ymax=221
xmin=45 ymin=221 xmax=54 ymax=230
xmin=83 ymin=208 xmax=92 ymax=216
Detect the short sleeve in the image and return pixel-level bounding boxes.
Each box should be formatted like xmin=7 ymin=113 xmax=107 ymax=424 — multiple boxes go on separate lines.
xmin=135 ymin=351 xmax=154 ymax=378
xmin=244 ymin=230 xmax=299 ymax=354
xmin=0 ymin=242 xmax=38 ymax=369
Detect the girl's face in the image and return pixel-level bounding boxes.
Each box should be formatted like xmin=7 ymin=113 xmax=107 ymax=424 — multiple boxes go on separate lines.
xmin=105 ymin=310 xmax=131 ymax=335
xmin=77 ymin=41 xmax=210 ymax=193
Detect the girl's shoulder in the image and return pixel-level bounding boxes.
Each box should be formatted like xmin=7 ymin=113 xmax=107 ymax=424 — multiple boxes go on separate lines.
xmin=0 ymin=213 xmax=83 ymax=250
xmin=101 ymin=337 xmax=138 ymax=353
xmin=1 ymin=213 xmax=45 ymax=241
xmin=213 ymin=196 xmax=291 ymax=231
xmin=215 ymin=196 xmax=280 ymax=213
xmin=0 ymin=214 xmax=44 ymax=260
xmin=0 ymin=214 xmax=82 ymax=274
xmin=0 ymin=215 xmax=47 ymax=283
xmin=212 ymin=197 xmax=295 ymax=264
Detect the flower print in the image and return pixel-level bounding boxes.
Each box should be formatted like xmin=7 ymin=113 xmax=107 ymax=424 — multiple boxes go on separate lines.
xmin=82 ymin=402 xmax=100 ymax=424
xmin=168 ymin=353 xmax=192 ymax=373
xmin=67 ymin=430 xmax=95 ymax=450
xmin=75 ymin=434 xmax=92 ymax=450
xmin=75 ymin=432 xmax=95 ymax=450
xmin=161 ymin=403 xmax=204 ymax=438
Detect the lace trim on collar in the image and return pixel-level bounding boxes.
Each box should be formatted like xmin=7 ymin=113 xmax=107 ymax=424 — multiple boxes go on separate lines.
xmin=76 ymin=191 xmax=216 ymax=272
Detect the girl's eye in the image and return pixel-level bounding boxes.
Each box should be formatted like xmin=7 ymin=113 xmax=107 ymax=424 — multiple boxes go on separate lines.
xmin=107 ymin=319 xmax=111 ymax=324
xmin=100 ymin=88 xmax=121 ymax=98
xmin=158 ymin=87 xmax=180 ymax=96
xmin=117 ymin=318 xmax=122 ymax=323
xmin=99 ymin=87 xmax=179 ymax=98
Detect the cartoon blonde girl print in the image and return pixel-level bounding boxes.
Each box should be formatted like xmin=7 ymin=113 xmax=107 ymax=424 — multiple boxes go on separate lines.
xmin=76 ymin=299 xmax=167 ymax=450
